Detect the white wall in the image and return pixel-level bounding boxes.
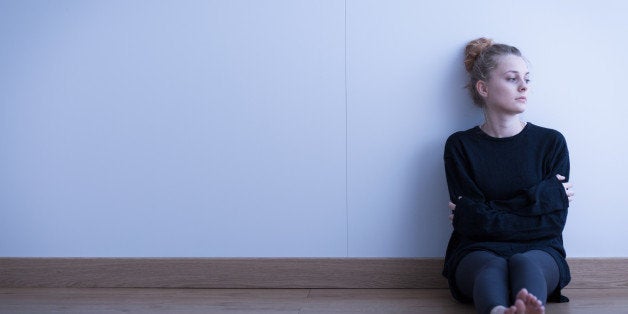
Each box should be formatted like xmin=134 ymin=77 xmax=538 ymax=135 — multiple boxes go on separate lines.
xmin=1 ymin=0 xmax=627 ymax=258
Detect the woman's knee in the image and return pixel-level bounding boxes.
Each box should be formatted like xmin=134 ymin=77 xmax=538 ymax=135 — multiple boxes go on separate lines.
xmin=484 ymin=256 xmax=508 ymax=272
xmin=509 ymin=250 xmax=555 ymax=272
xmin=456 ymin=251 xmax=508 ymax=297
xmin=508 ymin=253 xmax=533 ymax=269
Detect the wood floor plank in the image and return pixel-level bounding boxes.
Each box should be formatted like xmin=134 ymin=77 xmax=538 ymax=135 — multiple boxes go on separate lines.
xmin=0 ymin=258 xmax=445 ymax=289
xmin=303 ymin=289 xmax=475 ymax=314
xmin=0 ymin=288 xmax=626 ymax=313
xmin=2 ymin=258 xmax=627 ymax=289
xmin=568 ymin=258 xmax=628 ymax=289
xmin=545 ymin=289 xmax=628 ymax=314
xmin=0 ymin=288 xmax=307 ymax=314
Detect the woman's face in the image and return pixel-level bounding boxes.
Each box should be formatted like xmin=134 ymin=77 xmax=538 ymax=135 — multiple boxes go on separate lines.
xmin=482 ymin=55 xmax=530 ymax=115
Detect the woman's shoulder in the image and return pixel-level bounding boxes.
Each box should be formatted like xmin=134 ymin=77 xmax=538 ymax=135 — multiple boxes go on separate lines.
xmin=444 ymin=126 xmax=482 ymax=155
xmin=526 ymin=123 xmax=567 ymax=142
xmin=446 ymin=125 xmax=481 ymax=142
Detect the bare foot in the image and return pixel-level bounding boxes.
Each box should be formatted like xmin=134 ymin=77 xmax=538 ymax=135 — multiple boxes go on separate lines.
xmin=515 ymin=288 xmax=545 ymax=314
xmin=514 ymin=299 xmax=526 ymax=314
xmin=490 ymin=305 xmax=519 ymax=314
xmin=490 ymin=288 xmax=546 ymax=314
xmin=490 ymin=305 xmax=505 ymax=314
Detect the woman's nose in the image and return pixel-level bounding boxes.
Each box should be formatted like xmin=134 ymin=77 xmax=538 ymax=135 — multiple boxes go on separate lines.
xmin=519 ymin=82 xmax=528 ymax=92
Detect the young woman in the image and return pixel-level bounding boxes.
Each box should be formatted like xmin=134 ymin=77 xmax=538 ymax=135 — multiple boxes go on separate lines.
xmin=443 ymin=38 xmax=575 ymax=314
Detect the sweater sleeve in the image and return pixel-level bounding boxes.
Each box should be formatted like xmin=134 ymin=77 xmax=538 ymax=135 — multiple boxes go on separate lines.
xmin=488 ymin=132 xmax=570 ymax=216
xmin=444 ymin=134 xmax=570 ymax=242
xmin=453 ymin=196 xmax=567 ymax=242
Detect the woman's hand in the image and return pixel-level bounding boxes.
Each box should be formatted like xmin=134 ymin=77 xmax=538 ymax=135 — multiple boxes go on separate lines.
xmin=448 ymin=200 xmax=457 ymax=222
xmin=556 ymin=174 xmax=574 ymax=202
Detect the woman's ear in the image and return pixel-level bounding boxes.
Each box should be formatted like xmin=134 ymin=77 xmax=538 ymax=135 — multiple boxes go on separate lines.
xmin=476 ymin=80 xmax=489 ymax=98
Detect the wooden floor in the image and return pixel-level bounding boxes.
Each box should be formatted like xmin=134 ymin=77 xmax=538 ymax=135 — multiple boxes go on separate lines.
xmin=1 ymin=288 xmax=626 ymax=314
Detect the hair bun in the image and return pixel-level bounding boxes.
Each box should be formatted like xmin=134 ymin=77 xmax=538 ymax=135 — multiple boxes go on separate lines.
xmin=464 ymin=37 xmax=493 ymax=73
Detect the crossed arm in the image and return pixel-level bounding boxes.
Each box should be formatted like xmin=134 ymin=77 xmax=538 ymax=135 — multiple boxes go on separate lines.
xmin=447 ymin=175 xmax=572 ymax=241
xmin=444 ymin=135 xmax=572 ymax=242
xmin=448 ymin=175 xmax=574 ymax=221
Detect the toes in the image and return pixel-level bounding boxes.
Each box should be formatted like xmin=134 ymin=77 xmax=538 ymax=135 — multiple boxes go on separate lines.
xmin=503 ymin=305 xmax=518 ymax=314
xmin=525 ymin=292 xmax=543 ymax=309
xmin=516 ymin=288 xmax=529 ymax=301
xmin=526 ymin=293 xmax=538 ymax=303
xmin=514 ymin=299 xmax=526 ymax=314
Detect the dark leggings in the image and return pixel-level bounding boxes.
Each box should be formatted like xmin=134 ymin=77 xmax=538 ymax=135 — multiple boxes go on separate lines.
xmin=455 ymin=250 xmax=559 ymax=314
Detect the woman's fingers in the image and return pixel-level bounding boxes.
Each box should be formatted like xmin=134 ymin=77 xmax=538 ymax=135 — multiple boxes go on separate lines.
xmin=562 ymin=182 xmax=574 ymax=202
xmin=448 ymin=201 xmax=456 ymax=211
xmin=448 ymin=201 xmax=456 ymax=222
xmin=557 ymin=175 xmax=574 ymax=202
xmin=565 ymin=187 xmax=575 ymax=202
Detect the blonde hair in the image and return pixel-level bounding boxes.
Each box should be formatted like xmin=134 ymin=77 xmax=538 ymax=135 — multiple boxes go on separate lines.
xmin=464 ymin=37 xmax=523 ymax=107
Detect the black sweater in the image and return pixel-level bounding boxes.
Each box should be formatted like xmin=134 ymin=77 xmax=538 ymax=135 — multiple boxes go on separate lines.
xmin=442 ymin=122 xmax=571 ymax=303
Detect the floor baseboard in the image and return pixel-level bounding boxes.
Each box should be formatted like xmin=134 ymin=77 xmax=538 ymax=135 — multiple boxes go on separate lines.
xmin=1 ymin=258 xmax=626 ymax=289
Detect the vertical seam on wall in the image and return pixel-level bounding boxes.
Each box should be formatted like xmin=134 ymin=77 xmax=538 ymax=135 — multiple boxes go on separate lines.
xmin=344 ymin=0 xmax=349 ymax=258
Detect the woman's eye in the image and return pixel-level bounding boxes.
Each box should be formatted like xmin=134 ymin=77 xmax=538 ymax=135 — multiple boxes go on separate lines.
xmin=507 ymin=78 xmax=517 ymax=82
xmin=525 ymin=79 xmax=531 ymax=84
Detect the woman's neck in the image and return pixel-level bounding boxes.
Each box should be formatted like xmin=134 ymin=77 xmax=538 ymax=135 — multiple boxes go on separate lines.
xmin=480 ymin=114 xmax=526 ymax=138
